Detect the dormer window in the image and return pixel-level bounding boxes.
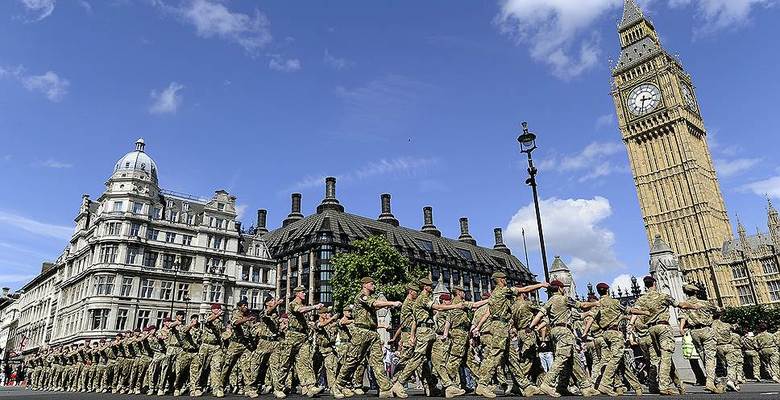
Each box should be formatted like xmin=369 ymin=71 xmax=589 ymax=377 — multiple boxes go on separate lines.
xmin=140 ymin=163 xmax=146 ymax=170
xmin=217 ymin=203 xmax=225 ymax=211
xmin=182 ymin=202 xmax=190 ymax=212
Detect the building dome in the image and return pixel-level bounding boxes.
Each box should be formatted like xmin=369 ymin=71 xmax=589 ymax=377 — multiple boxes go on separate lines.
xmin=113 ymin=138 xmax=158 ymax=180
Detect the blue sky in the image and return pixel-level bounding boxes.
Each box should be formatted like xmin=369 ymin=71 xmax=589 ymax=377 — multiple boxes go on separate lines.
xmin=1 ymin=0 xmax=779 ymax=294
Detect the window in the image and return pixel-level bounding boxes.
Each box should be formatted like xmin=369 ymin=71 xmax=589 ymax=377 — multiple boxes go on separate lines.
xmin=147 ymin=229 xmax=159 ymax=241
xmin=166 ymin=211 xmax=178 ymax=222
xmin=209 ymin=257 xmax=224 ymax=274
xmin=95 ymin=275 xmax=114 ymax=295
xmin=242 ymin=265 xmax=250 ymax=281
xmin=240 ymin=288 xmax=248 ymax=300
xmin=143 ymin=251 xmax=158 ymax=268
xmin=100 ymin=245 xmax=118 ymax=263
xmin=416 ymin=239 xmax=434 ymax=252
xmin=251 ymin=290 xmax=259 ymax=308
xmin=160 ymin=281 xmax=174 ymax=300
xmin=129 ymin=223 xmax=141 ymax=237
xmin=165 ymin=232 xmax=176 ymax=243
xmin=133 ymin=202 xmax=144 ymax=214
xmin=180 ymin=256 xmax=192 ymax=271
xmin=112 ymin=201 xmax=123 ymax=212
xmin=120 ymin=277 xmax=133 ymax=297
xmin=251 ymin=267 xmax=260 ymax=283
xmin=136 ymin=310 xmax=151 ymax=330
xmin=736 ymin=285 xmax=755 ymax=305
xmin=162 ymin=254 xmax=176 ymax=269
xmin=186 ymin=215 xmax=194 ymax=225
xmin=182 ymin=202 xmax=190 ymax=212
xmin=91 ymin=309 xmax=110 ymax=330
xmin=156 ymin=311 xmax=169 ymax=328
xmin=768 ymin=281 xmax=780 ymax=302
xmin=182 ymin=235 xmax=193 ymax=246
xmin=106 ymin=222 xmax=121 ymax=235
xmin=456 ymin=248 xmax=474 ymax=261
xmin=762 ymin=259 xmax=779 ymax=275
xmin=262 ymin=269 xmax=270 ymax=283
xmin=177 ymin=283 xmax=190 ymax=301
xmin=166 ymin=199 xmax=174 ymax=208
xmin=153 ymin=207 xmax=162 ymax=219
xmin=218 ymin=203 xmax=225 ymax=211
xmin=213 ymin=236 xmax=223 ymax=249
xmin=732 ymin=264 xmax=748 ymax=279
xmin=126 ymin=246 xmax=140 ymax=265
xmin=115 ymin=309 xmax=128 ymax=330
xmin=209 ymin=284 xmax=222 ymax=303
xmin=140 ymin=279 xmax=155 ymax=298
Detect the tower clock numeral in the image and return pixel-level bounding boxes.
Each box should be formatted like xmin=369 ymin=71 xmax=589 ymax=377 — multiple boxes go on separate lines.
xmin=627 ymin=83 xmax=662 ymax=116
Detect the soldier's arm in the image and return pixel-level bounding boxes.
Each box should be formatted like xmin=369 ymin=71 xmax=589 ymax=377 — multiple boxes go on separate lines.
xmin=581 ymin=315 xmax=594 ymax=337
xmin=529 ymin=310 xmax=544 ymax=330
xmin=390 ymin=326 xmax=402 ymax=343
xmin=409 ymin=320 xmax=417 ymax=345
xmin=297 ymin=303 xmax=324 ymax=314
xmin=577 ymin=301 xmax=600 ymax=310
xmin=473 ymin=308 xmax=491 ymax=333
xmin=372 ymin=299 xmax=402 ymax=309
xmin=432 ymin=302 xmax=465 ymax=311
xmin=679 ymin=317 xmax=688 ymax=335
xmin=627 ymin=306 xmax=650 ymax=316
xmin=442 ymin=319 xmax=451 ymax=339
xmin=513 ymin=282 xmax=550 ymax=294
xmin=467 ymin=299 xmax=489 ymax=309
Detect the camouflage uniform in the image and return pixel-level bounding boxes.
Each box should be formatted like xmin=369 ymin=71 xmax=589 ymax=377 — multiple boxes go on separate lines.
xmin=394 ymin=290 xmax=444 ymax=388
xmin=539 ymin=292 xmax=596 ymax=395
xmin=713 ymin=318 xmax=738 ymax=385
xmin=681 ymin=296 xmax=718 ymax=390
xmin=756 ymin=330 xmax=780 ymax=380
xmin=506 ymin=295 xmax=541 ymax=394
xmin=445 ymin=296 xmax=473 ymax=390
xmin=476 ymin=285 xmax=515 ymax=391
xmin=337 ymin=292 xmax=392 ymax=394
xmin=730 ymin=331 xmax=745 ymax=383
xmin=174 ymin=322 xmax=203 ymax=395
xmin=101 ymin=340 xmax=119 ymax=392
xmin=315 ymin=315 xmax=341 ymax=392
xmin=160 ymin=324 xmax=183 ymax=394
xmin=336 ymin=317 xmax=366 ymax=390
xmin=634 ymin=288 xmax=681 ymax=393
xmin=222 ymin=309 xmax=258 ymax=395
xmin=201 ymin=313 xmax=227 ymax=396
xmin=145 ymin=327 xmax=168 ymax=394
xmin=273 ymin=300 xmax=318 ymax=395
xmin=592 ymin=295 xmax=638 ymax=393
xmin=430 ymin=309 xmax=453 ymax=387
xmin=742 ymin=334 xmax=761 ymax=380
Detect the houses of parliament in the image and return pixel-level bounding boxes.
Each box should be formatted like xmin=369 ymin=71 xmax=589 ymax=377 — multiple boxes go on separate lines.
xmin=612 ymin=0 xmax=780 ymax=306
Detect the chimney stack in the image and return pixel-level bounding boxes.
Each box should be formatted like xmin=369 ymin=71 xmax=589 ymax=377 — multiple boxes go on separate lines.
xmin=317 ymin=177 xmax=345 ymax=213
xmin=378 ymin=194 xmax=399 ymax=226
xmin=256 ymin=209 xmax=268 ymax=233
xmin=283 ymin=193 xmax=304 ymax=227
xmin=1 ymin=287 xmax=8 ymax=298
xmin=458 ymin=217 xmax=477 ymax=245
xmin=421 ymin=206 xmax=441 ymax=237
xmin=493 ymin=228 xmax=510 ymax=254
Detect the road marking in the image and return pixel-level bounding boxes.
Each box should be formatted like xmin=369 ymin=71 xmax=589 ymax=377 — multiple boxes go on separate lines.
xmin=760 ymin=392 xmax=779 ymax=395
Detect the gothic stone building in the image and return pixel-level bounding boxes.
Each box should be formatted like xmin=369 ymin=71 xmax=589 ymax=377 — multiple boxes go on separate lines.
xmin=259 ymin=177 xmax=536 ymax=305
xmin=12 ymin=139 xmax=276 ymax=353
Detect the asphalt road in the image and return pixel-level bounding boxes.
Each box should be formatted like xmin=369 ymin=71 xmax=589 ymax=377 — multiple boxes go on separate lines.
xmin=1 ymin=384 xmax=779 ymax=399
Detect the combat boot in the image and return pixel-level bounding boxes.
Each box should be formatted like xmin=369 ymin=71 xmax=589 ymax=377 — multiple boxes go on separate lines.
xmin=214 ymin=389 xmax=225 ymax=398
xmin=445 ymin=386 xmax=466 ymax=398
xmin=378 ymin=390 xmax=393 ymax=398
xmin=704 ymin=383 xmax=724 ymax=394
xmin=306 ymin=386 xmax=325 ymax=397
xmin=581 ymin=387 xmax=602 ymax=397
xmin=353 ymin=387 xmax=365 ymax=395
xmin=522 ymin=385 xmax=542 ymax=397
xmin=341 ymin=387 xmax=355 ymax=398
xmin=274 ymin=390 xmax=287 ymax=399
xmin=475 ymin=384 xmax=496 ymax=399
xmin=597 ymin=385 xmax=618 ymax=396
xmin=539 ymin=383 xmax=561 ymax=398
xmin=391 ymin=382 xmax=408 ymax=399
xmin=191 ymin=389 xmax=203 ymax=397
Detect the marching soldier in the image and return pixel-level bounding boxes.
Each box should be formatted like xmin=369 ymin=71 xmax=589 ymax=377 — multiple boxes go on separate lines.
xmin=755 ymin=323 xmax=780 ymax=382
xmin=132 ymin=326 xmax=155 ymax=394
xmin=175 ymin=314 xmax=203 ymax=396
xmin=529 ymin=279 xmax=600 ymax=398
xmin=200 ymin=303 xmax=227 ymax=397
xmin=146 ymin=318 xmax=169 ymax=395
xmin=712 ymin=310 xmax=739 ymax=391
xmin=445 ymin=285 xmax=477 ymax=393
xmin=336 ymin=305 xmax=366 ymax=395
xmin=742 ymin=330 xmax=761 ymax=382
xmin=730 ymin=325 xmax=746 ymax=385
xmin=506 ymin=289 xmax=545 ymax=397
xmin=250 ymin=296 xmax=284 ymax=394
xmin=223 ymin=298 xmax=258 ymax=397
xmin=336 ymin=277 xmax=401 ymax=398
xmin=273 ymin=285 xmax=324 ymax=399
xmin=679 ymin=283 xmax=723 ymax=394
xmin=315 ymin=306 xmax=341 ymax=395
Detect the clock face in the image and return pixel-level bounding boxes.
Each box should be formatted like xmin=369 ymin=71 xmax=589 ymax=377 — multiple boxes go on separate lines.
xmin=680 ymin=84 xmax=697 ymax=111
xmin=627 ymin=83 xmax=662 ymax=116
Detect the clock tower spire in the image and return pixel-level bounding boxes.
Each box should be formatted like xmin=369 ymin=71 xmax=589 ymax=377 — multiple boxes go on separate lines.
xmin=611 ymin=0 xmax=734 ymax=305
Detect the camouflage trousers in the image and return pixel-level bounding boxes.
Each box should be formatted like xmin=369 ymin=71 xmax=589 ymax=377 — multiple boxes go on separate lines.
xmin=477 ymin=320 xmax=512 ymax=386
xmin=175 ymin=350 xmax=200 ymax=393
xmin=599 ymin=330 xmax=629 ymax=390
xmin=249 ymin=339 xmax=277 ymax=389
xmin=648 ymin=324 xmax=682 ymax=391
xmin=131 ymin=355 xmax=151 ymax=391
xmin=319 ymin=348 xmax=341 ymax=391
xmin=689 ymin=327 xmax=717 ymax=387
xmin=159 ymin=347 xmax=181 ymax=392
xmin=274 ymin=331 xmax=317 ymax=392
xmin=145 ymin=352 xmax=168 ymax=392
xmin=222 ymin=341 xmax=254 ymax=392
xmin=758 ymin=348 xmax=780 ymax=379
xmin=744 ymin=350 xmax=760 ymax=380
xmin=93 ymin=364 xmax=106 ymax=391
xmin=101 ymin=360 xmax=115 ymax=390
xmin=198 ymin=343 xmax=225 ymax=392
xmin=395 ymin=327 xmax=436 ymax=386
xmin=396 ymin=330 xmax=436 ymax=388
xmin=715 ymin=343 xmax=739 ymax=383
xmin=112 ymin=357 xmax=130 ymax=390
xmin=431 ymin=334 xmax=454 ymax=389
xmin=338 ymin=327 xmax=391 ymax=392
xmin=445 ymin=328 xmax=469 ymax=388
xmin=542 ymin=326 xmax=593 ymax=390
xmin=338 ymin=343 xmax=366 ymax=389
xmin=506 ymin=330 xmax=539 ymax=390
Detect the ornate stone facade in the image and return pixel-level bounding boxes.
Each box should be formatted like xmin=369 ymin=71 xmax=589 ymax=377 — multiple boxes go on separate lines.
xmin=611 ymin=0 xmax=734 ymax=305
xmin=549 ymin=256 xmax=577 ymax=300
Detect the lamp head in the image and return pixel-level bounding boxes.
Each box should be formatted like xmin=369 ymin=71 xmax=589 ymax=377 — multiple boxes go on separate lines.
xmin=517 ymin=122 xmax=537 ymax=153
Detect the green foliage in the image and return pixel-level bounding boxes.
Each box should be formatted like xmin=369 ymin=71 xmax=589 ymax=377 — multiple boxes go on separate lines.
xmin=722 ymin=304 xmax=780 ymax=332
xmin=331 ymin=235 xmax=426 ymax=311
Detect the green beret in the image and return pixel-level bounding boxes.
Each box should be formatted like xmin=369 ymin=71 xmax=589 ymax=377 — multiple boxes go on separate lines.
xmin=405 ymin=283 xmax=420 ymax=292
xmin=452 ymin=285 xmax=465 ymax=293
xmin=293 ymin=286 xmax=307 ymax=293
xmin=491 ymin=271 xmax=507 ymax=279
xmin=361 ymin=277 xmax=375 ymax=284
xmin=418 ymin=278 xmax=433 ymax=286
xmin=318 ymin=306 xmax=331 ymax=315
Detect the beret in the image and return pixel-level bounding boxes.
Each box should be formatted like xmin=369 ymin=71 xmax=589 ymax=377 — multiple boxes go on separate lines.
xmin=643 ymin=275 xmax=656 ymax=285
xmin=211 ymin=303 xmax=222 ymax=310
xmin=293 ymin=285 xmax=307 ymax=293
xmin=596 ymin=283 xmax=609 ymax=291
xmin=419 ymin=278 xmax=433 ymax=286
xmin=405 ymin=283 xmax=420 ymax=292
xmin=237 ymin=298 xmax=249 ymax=306
xmin=163 ymin=317 xmax=172 ymax=323
xmin=318 ymin=306 xmax=331 ymax=315
xmin=549 ymin=280 xmax=564 ymax=288
xmin=452 ymin=285 xmax=465 ymax=292
xmin=491 ymin=271 xmax=507 ymax=279
xmin=361 ymin=277 xmax=375 ymax=284
xmin=439 ymin=293 xmax=452 ymax=301
xmin=482 ymin=291 xmax=491 ymax=299
xmin=175 ymin=310 xmax=186 ymax=316
xmin=280 ymin=313 xmax=289 ymax=319
xmin=144 ymin=325 xmax=156 ymax=332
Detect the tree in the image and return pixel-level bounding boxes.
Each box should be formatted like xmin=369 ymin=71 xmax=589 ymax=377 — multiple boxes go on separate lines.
xmin=723 ymin=304 xmax=780 ymax=332
xmin=331 ymin=235 xmax=426 ymax=311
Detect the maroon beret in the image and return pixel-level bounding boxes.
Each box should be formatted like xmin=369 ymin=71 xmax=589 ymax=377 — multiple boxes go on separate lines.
xmin=596 ymin=283 xmax=609 ymax=291
xmin=549 ymin=280 xmax=564 ymax=288
xmin=439 ymin=293 xmax=452 ymax=301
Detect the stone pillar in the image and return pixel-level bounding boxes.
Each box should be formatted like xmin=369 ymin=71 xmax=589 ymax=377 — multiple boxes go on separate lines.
xmin=286 ymin=258 xmax=292 ymax=300
xmin=275 ymin=261 xmax=282 ymax=299
xmin=308 ymin=249 xmax=316 ymax=305
xmin=297 ymin=254 xmax=303 ymax=288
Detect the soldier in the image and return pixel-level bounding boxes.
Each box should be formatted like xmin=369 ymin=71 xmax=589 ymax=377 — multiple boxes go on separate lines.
xmin=273 ymin=286 xmax=324 ymax=399
xmin=160 ymin=312 xmax=186 ymax=395
xmin=336 ymin=306 xmax=366 ymax=395
xmin=132 ymin=326 xmax=155 ymax=394
xmin=742 ymin=330 xmax=761 ymax=382
xmin=529 ymin=279 xmax=600 ymax=398
xmin=634 ymin=276 xmax=698 ymax=395
xmin=755 ymin=323 xmax=780 ymax=382
xmin=712 ymin=310 xmax=739 ymax=391
xmin=315 ymin=306 xmax=341 ymax=395
xmin=445 ymin=285 xmax=477 ymax=393
xmin=679 ymin=283 xmax=723 ymax=393
xmin=174 ymin=314 xmax=203 ymax=396
xmin=335 ymin=277 xmax=401 ymax=398
xmin=111 ymin=333 xmax=128 ymax=393
xmin=222 ymin=298 xmax=257 ymax=397
xmin=390 ymin=283 xmax=428 ymax=390
xmin=250 ymin=296 xmax=284 ymax=394
xmin=101 ymin=333 xmax=121 ymax=393
xmin=94 ymin=339 xmax=109 ymax=392
xmin=146 ymin=319 xmax=169 ymax=395
xmin=392 ymin=278 xmax=469 ymax=399
xmin=730 ymin=325 xmax=745 ymax=385
xmin=430 ymin=293 xmax=453 ymax=396
xmin=200 ymin=304 xmax=227 ymax=397
xmin=473 ymin=273 xmax=548 ymax=398
xmin=506 ymin=289 xmax=546 ymax=397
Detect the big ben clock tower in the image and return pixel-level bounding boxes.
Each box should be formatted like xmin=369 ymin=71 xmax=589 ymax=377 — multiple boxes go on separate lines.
xmin=611 ymin=0 xmax=734 ymax=305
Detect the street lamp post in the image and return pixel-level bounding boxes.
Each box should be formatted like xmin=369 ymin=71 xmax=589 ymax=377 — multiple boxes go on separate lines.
xmin=517 ymin=122 xmax=551 ymax=293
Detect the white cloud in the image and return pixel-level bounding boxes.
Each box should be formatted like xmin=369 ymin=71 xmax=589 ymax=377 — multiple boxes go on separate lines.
xmin=495 ymin=0 xmax=622 ymax=79
xmin=505 ymin=196 xmax=622 ymax=275
xmin=0 ymin=273 xmax=36 ymax=285
xmin=0 ymin=210 xmax=72 ymax=240
xmin=610 ymin=273 xmax=635 ymax=294
xmin=595 ymin=113 xmax=615 ymax=129
xmin=19 ymin=0 xmax=56 ymax=22
xmin=539 ymin=141 xmax=626 ymax=182
xmin=19 ymin=70 xmax=69 ymax=102
xmin=149 ymin=82 xmax=184 ymax=114
xmin=268 ymin=55 xmax=301 ymax=72
xmin=324 ymin=49 xmax=352 ymax=70
xmin=235 ymin=204 xmax=248 ymax=220
xmin=669 ymin=0 xmax=777 ymax=34
xmin=714 ymin=157 xmax=761 ymax=177
xmin=284 ymin=156 xmax=439 ymax=192
xmin=37 ymin=159 xmax=73 ymax=169
xmin=159 ymin=0 xmax=272 ymax=53
xmin=742 ymin=176 xmax=780 ymax=199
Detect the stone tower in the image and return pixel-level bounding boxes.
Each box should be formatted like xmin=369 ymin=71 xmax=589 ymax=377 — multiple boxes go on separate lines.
xmin=550 ymin=256 xmax=577 ymax=300
xmin=611 ymin=0 xmax=733 ymax=305
xmin=649 ymin=235 xmax=685 ymax=331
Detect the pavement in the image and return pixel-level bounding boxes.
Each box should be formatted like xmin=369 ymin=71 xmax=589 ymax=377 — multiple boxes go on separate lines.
xmin=0 ymin=384 xmax=779 ymax=400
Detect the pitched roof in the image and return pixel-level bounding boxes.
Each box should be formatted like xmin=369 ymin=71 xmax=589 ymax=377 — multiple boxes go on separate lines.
xmin=619 ymin=0 xmax=645 ymax=31
xmin=261 ymin=209 xmax=535 ymax=281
